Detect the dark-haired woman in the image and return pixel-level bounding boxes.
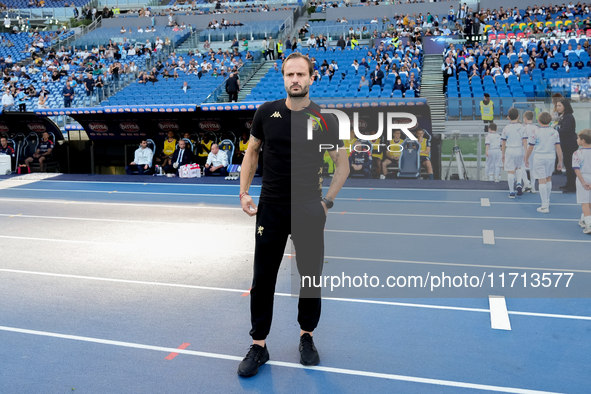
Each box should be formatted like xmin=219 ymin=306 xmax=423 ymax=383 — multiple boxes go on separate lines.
xmin=555 ymin=98 xmax=578 ymax=192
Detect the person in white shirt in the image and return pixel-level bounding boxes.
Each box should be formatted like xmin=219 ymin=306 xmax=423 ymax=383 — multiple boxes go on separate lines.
xmin=204 ymin=144 xmax=228 ymax=176
xmin=125 ymin=139 xmax=154 ymax=175
xmin=128 ymin=47 xmax=136 ymax=56
xmin=137 ymin=27 xmax=144 ymax=33
xmin=524 ymin=112 xmax=563 ymax=213
xmin=2 ymin=90 xmax=14 ymax=111
xmin=502 ymin=108 xmax=528 ymax=198
xmin=572 ymin=129 xmax=591 ymax=233
xmin=307 ymin=35 xmax=316 ymax=48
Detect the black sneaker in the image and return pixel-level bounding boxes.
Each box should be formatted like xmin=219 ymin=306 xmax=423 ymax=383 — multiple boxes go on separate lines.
xmin=299 ymin=333 xmax=320 ymax=366
xmin=237 ymin=344 xmax=269 ymax=378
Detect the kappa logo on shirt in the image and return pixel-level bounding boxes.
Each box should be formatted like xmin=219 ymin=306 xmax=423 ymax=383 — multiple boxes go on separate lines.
xmin=270 ymin=111 xmax=282 ymax=118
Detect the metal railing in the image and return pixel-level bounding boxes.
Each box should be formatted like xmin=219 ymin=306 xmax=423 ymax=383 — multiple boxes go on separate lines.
xmin=201 ymin=15 xmax=293 ymax=43
xmin=202 ymin=54 xmax=265 ymax=103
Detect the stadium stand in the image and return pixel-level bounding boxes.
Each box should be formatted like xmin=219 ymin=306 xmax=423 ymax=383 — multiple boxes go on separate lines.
xmin=245 ymin=42 xmax=423 ymax=101
xmin=199 ymin=20 xmax=286 ymax=42
xmin=0 ymin=30 xmax=73 ymax=63
xmin=444 ymin=5 xmax=591 ymax=119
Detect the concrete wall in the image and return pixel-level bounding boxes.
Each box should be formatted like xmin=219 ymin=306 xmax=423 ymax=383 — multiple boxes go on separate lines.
xmin=102 ymin=9 xmax=294 ymax=29
xmin=325 ymin=2 xmax=460 ymax=21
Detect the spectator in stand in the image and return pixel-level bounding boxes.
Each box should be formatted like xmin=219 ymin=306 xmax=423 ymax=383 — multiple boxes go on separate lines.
xmin=2 ymin=88 xmax=14 ymax=111
xmin=125 ymin=139 xmax=153 ymax=175
xmin=370 ymin=64 xmax=384 ymax=87
xmin=62 ymin=81 xmax=74 ymax=107
xmin=164 ymin=139 xmax=192 ymax=175
xmin=226 ymin=71 xmax=240 ymax=102
xmin=204 ymin=144 xmax=228 ymax=176
xmin=15 ymin=88 xmax=26 ymax=111
xmin=24 ymin=132 xmax=53 ymax=172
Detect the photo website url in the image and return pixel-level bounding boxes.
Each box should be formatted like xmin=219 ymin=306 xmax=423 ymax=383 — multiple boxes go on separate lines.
xmin=301 ymin=272 xmax=574 ymax=292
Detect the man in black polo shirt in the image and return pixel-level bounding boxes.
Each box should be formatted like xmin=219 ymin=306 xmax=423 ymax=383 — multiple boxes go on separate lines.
xmin=237 ymin=52 xmax=349 ymax=377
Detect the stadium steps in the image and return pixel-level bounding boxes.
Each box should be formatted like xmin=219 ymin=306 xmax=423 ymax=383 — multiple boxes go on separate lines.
xmin=176 ymin=30 xmax=199 ymax=53
xmin=421 ymin=54 xmax=446 ymax=134
xmin=236 ymin=61 xmax=273 ymax=102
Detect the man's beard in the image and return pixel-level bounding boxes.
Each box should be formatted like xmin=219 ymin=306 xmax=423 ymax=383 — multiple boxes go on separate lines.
xmin=287 ymin=84 xmax=309 ymax=98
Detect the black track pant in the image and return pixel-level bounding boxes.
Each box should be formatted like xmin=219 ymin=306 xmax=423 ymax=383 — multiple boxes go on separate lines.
xmin=249 ymin=201 xmax=326 ymax=340
xmin=562 ymin=145 xmax=577 ymax=189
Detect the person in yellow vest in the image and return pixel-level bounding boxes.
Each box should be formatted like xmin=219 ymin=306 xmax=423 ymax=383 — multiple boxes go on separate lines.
xmin=415 ymin=128 xmax=434 ymax=180
xmin=157 ymin=131 xmax=177 ymax=169
xmin=351 ymin=37 xmax=359 ymax=49
xmin=480 ymin=92 xmax=494 ymax=133
xmin=380 ymin=129 xmax=404 ymax=179
xmin=198 ymin=134 xmax=213 ymax=166
xmin=392 ymin=36 xmax=400 ymax=49
xmin=277 ymin=40 xmax=283 ymax=57
xmin=113 ymin=7 xmax=120 ymax=15
xmin=370 ymin=135 xmax=384 ymax=178
xmin=237 ymin=132 xmax=249 ymax=164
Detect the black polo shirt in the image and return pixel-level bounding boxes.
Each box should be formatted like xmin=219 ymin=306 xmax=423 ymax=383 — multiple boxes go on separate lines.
xmin=250 ymin=99 xmax=342 ymax=205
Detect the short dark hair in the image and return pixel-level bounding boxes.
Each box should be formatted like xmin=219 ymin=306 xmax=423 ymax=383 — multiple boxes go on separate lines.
xmin=508 ymin=108 xmax=520 ymax=120
xmin=578 ymin=129 xmax=591 ymax=144
xmin=484 ymin=93 xmax=490 ymax=98
xmin=523 ymin=111 xmax=534 ymax=121
xmin=489 ymin=123 xmax=497 ymax=131
xmin=281 ymin=52 xmax=314 ymax=77
xmin=538 ymin=112 xmax=552 ymax=125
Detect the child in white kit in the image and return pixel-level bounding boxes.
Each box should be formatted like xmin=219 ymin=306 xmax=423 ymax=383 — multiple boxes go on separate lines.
xmin=485 ymin=122 xmax=502 ymax=182
xmin=520 ymin=111 xmax=537 ymax=193
xmin=573 ymin=129 xmax=591 ymax=234
xmin=501 ymin=108 xmax=527 ymax=198
xmin=524 ymin=112 xmax=563 ymax=213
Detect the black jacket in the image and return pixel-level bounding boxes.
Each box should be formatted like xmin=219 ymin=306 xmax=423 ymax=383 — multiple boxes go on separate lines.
xmin=171 ymin=148 xmax=192 ymax=166
xmin=556 ymin=113 xmax=578 ymax=149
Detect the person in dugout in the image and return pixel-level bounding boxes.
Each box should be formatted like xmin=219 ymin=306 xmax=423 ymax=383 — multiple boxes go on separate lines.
xmin=24 ymin=132 xmax=53 ymax=172
xmin=349 ymin=140 xmax=372 ymax=178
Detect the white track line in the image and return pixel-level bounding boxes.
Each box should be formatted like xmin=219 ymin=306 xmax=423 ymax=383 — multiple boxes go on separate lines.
xmin=324 ymin=256 xmax=591 ymax=274
xmin=337 ymin=211 xmax=579 ymax=223
xmin=324 ymin=229 xmax=589 ymax=244
xmin=489 ymin=296 xmax=512 ymax=330
xmin=2 ymin=268 xmax=591 ymax=322
xmin=0 ymin=198 xmax=244 ymax=210
xmin=0 ymin=213 xmax=253 ymax=228
xmin=0 ymin=188 xmax=578 ymax=206
xmin=0 ymin=187 xmax=250 ymax=198
xmin=14 ymin=180 xmax=521 ymax=193
xmin=340 ymin=197 xmax=577 ymax=206
xmin=0 ymin=325 xmax=561 ymax=394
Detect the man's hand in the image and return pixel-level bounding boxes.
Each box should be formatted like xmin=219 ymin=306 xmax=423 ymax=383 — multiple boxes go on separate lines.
xmin=524 ymin=159 xmax=529 ymax=168
xmin=144 ymin=164 xmax=148 ymax=170
xmin=33 ymin=153 xmax=39 ymax=158
xmin=583 ymin=182 xmax=591 ymax=191
xmin=557 ymin=162 xmax=563 ymax=171
xmin=486 ymin=152 xmax=489 ymax=157
xmin=320 ymin=200 xmax=328 ymax=216
xmin=205 ymin=164 xmax=210 ymax=168
xmin=241 ymin=194 xmax=257 ymax=216
xmin=130 ymin=161 xmax=136 ymax=165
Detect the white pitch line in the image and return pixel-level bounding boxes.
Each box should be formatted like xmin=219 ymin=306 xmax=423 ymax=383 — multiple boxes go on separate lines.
xmin=2 ymin=268 xmax=591 ymax=322
xmin=481 ymin=198 xmax=491 ymax=207
xmin=489 ymin=296 xmax=512 ymax=330
xmin=324 ymin=256 xmax=591 ymax=274
xmin=326 ymin=229 xmax=480 ymax=240
xmin=341 ymin=197 xmax=576 ymax=206
xmin=0 ymin=187 xmax=255 ymax=198
xmin=0 ymin=213 xmax=254 ymax=228
xmin=337 ymin=211 xmax=579 ymax=223
xmin=0 ymin=198 xmax=245 ymax=210
xmin=483 ymin=230 xmax=496 ymax=245
xmin=0 ymin=198 xmax=579 ymax=222
xmin=0 ymin=325 xmax=561 ymax=394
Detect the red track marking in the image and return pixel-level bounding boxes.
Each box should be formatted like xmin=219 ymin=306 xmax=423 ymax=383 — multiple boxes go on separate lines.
xmin=340 ymin=211 xmax=347 ymax=215
xmin=164 ymin=343 xmax=191 ymax=360
xmin=242 ymin=287 xmax=252 ymax=297
xmin=370 ymin=188 xmax=374 ymax=190
xmin=357 ymin=198 xmax=362 ymax=201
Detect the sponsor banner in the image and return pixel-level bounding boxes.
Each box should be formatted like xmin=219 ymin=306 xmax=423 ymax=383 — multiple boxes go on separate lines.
xmin=0 ymin=113 xmax=63 ymax=140
xmin=422 ymin=35 xmax=461 ymax=55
